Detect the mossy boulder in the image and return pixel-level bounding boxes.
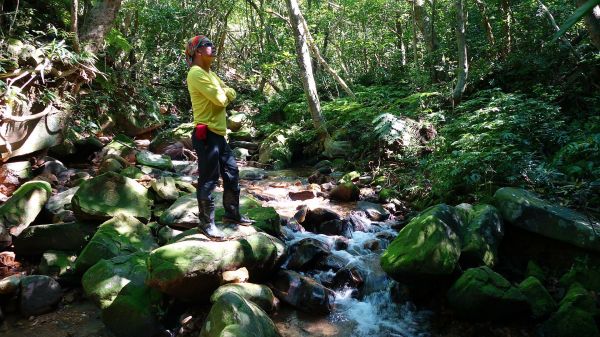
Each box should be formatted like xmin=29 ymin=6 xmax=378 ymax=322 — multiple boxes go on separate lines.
xmin=329 ymin=182 xmax=360 ymax=202
xmin=244 ymin=207 xmax=281 ymax=237
xmin=493 ymin=187 xmax=600 ymax=252
xmin=381 ymin=204 xmax=462 ymax=281
xmin=98 ymin=157 xmax=124 ymax=174
xmin=455 ymin=203 xmax=504 ymax=267
xmin=518 ymin=276 xmax=557 ymax=319
xmin=135 ymin=150 xmax=173 ymax=171
xmin=147 ymin=232 xmax=284 ymax=301
xmin=210 ymin=283 xmax=278 ymax=312
xmin=446 ymin=266 xmax=529 ymax=320
xmin=0 ymin=180 xmax=52 ymax=247
xmin=13 ymin=222 xmax=96 ymax=255
xmin=120 ymin=166 xmax=144 ymax=179
xmin=111 ymin=105 xmax=164 ymax=138
xmin=82 ymin=252 xmax=163 ymax=337
xmin=559 ymin=260 xmax=600 ymax=292
xmin=542 ymin=283 xmax=600 ymax=337
xmin=74 ymin=215 xmax=157 ymax=274
xmin=200 ymin=292 xmax=281 ymax=337
xmin=71 ymin=171 xmax=152 ymax=222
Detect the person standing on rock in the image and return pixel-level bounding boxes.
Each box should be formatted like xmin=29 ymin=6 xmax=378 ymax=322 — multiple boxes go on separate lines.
xmin=185 ymin=35 xmax=254 ymax=240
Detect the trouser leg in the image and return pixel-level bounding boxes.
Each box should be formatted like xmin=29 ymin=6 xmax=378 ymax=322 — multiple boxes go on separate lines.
xmin=219 ymin=137 xmax=254 ymax=224
xmin=192 ymin=130 xmax=225 ymax=239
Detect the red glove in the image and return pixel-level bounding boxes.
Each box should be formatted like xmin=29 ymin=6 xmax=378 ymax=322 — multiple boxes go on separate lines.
xmin=195 ymin=124 xmax=208 ymax=141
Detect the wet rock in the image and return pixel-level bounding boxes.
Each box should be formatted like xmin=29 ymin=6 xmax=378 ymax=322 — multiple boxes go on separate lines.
xmin=0 ymin=274 xmax=23 ymax=296
xmin=300 ymin=208 xmax=341 ymax=232
xmin=71 ymin=171 xmax=153 ymax=222
xmin=494 ymin=187 xmax=600 ymax=252
xmin=286 ymin=238 xmax=331 ymax=270
xmin=158 ymin=193 xmax=198 ymax=229
xmin=518 ymin=276 xmax=557 ymax=319
xmin=0 ymin=180 xmax=52 ymax=248
xmin=334 ymin=237 xmax=349 ymax=250
xmin=150 ymin=176 xmax=180 ymax=201
xmin=381 ymin=204 xmax=462 ymax=281
xmin=210 ymin=283 xmax=278 ymax=312
xmin=74 ymin=214 xmax=157 ymax=274
xmin=147 ymin=232 xmax=284 ymax=301
xmin=542 ymin=283 xmax=600 ymax=337
xmin=271 ymin=270 xmax=335 ymax=314
xmin=455 ymin=203 xmax=504 ymax=267
xmin=375 ymin=231 xmax=396 ymax=242
xmin=288 ymin=190 xmax=316 ymax=201
xmin=446 ymin=266 xmax=529 ymax=320
xmin=136 ymin=150 xmax=173 ymax=171
xmin=347 ymin=212 xmax=372 ymax=232
xmin=356 ymin=201 xmax=390 ymax=221
xmin=38 ymin=250 xmax=77 ymax=280
xmin=316 ymin=254 xmax=350 ymax=272
xmin=0 ymin=161 xmax=30 ymax=197
xmin=315 ymin=219 xmax=353 ymax=238
xmin=363 ymin=239 xmax=381 ymax=251
xmin=200 ymin=292 xmax=281 ymax=337
xmin=331 ymin=266 xmax=364 ymax=291
xmin=13 ymin=222 xmax=96 ymax=255
xmin=39 ymin=159 xmax=68 ymax=176
xmin=19 ymin=275 xmax=62 ymax=316
xmin=329 ymin=182 xmax=360 ymax=202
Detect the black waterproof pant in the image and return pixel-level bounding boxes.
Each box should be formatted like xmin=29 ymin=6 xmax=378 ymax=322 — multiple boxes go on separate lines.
xmin=191 ymin=129 xmax=240 ymax=202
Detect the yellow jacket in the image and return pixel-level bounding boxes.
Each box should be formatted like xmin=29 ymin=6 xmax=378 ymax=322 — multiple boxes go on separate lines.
xmin=187 ymin=65 xmax=236 ymax=136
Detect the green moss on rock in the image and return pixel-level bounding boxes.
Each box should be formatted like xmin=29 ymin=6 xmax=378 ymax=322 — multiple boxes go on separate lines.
xmin=446 ymin=266 xmax=529 ymax=320
xmin=74 ymin=215 xmax=157 ymax=274
xmin=381 ymin=204 xmax=462 ymax=281
xmin=518 ymin=276 xmax=557 ymax=319
xmin=71 ymin=171 xmax=152 ymax=222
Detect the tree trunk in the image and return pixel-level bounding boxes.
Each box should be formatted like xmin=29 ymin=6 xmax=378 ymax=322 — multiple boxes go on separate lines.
xmin=453 ymin=0 xmax=468 ymax=104
xmin=215 ymin=8 xmax=233 ymax=71
xmin=395 ymin=10 xmax=407 ymax=66
xmin=577 ymin=0 xmax=600 ymax=50
xmin=411 ymin=0 xmax=419 ymax=66
xmin=413 ymin=0 xmax=439 ymax=77
xmin=71 ymin=0 xmax=81 ymax=53
xmin=80 ymin=0 xmax=122 ymax=54
xmin=500 ymin=0 xmax=512 ymax=56
xmin=298 ymin=12 xmax=355 ymax=98
xmin=474 ymin=0 xmax=495 ymax=46
xmin=286 ymin=0 xmax=329 ymax=142
xmin=538 ymin=0 xmax=580 ymax=57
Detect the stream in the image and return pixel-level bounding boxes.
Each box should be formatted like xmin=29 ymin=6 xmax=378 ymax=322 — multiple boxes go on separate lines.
xmin=239 ymin=166 xmax=433 ymax=337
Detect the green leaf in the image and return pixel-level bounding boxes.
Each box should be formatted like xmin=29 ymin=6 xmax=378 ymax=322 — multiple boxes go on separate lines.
xmin=551 ymin=0 xmax=600 ymax=43
xmin=106 ymin=29 xmax=132 ymax=52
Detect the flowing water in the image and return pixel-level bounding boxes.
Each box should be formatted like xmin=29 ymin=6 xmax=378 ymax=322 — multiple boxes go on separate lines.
xmin=240 ymin=167 xmax=433 ymax=337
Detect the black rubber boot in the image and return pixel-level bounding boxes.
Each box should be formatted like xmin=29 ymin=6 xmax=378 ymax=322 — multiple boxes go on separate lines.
xmin=222 ymin=189 xmax=255 ymax=226
xmin=198 ymin=199 xmax=226 ymax=240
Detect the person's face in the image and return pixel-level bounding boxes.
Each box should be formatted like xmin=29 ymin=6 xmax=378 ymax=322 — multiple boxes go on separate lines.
xmin=196 ymin=42 xmax=216 ymax=62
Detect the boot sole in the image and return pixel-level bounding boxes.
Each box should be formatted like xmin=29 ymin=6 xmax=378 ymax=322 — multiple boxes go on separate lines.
xmin=222 ymin=218 xmax=254 ymax=226
xmin=196 ymin=227 xmax=227 ymax=241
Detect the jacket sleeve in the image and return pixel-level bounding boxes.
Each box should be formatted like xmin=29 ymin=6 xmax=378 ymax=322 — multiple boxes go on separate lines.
xmin=216 ymin=76 xmax=237 ymax=102
xmin=188 ymin=69 xmax=230 ymax=107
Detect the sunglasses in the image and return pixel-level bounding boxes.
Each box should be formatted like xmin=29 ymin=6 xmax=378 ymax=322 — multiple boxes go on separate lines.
xmin=199 ymin=42 xmax=213 ymax=48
